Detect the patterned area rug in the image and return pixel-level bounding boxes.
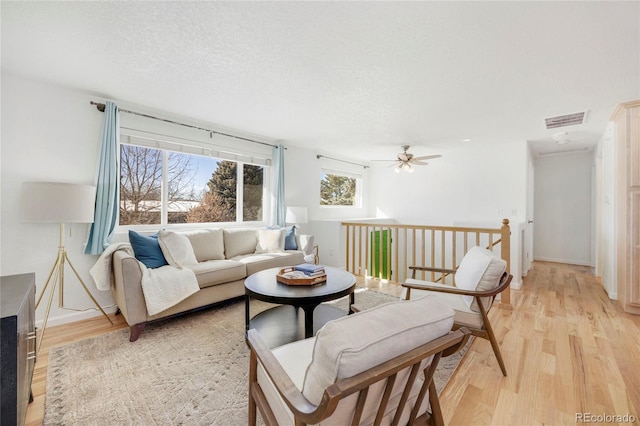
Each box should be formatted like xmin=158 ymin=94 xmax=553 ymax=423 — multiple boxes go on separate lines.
xmin=45 ymin=289 xmax=469 ymax=425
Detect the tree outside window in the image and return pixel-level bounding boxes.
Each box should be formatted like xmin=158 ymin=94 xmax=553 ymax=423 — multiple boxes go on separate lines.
xmin=120 ymin=144 xmax=265 ymax=225
xmin=320 ymin=172 xmax=360 ymax=206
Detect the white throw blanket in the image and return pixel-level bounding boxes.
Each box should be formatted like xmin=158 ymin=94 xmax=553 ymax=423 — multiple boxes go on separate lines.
xmin=139 ymin=264 xmax=199 ymax=316
xmin=90 ymin=242 xmax=134 ymax=291
xmin=90 ymin=243 xmax=200 ymax=316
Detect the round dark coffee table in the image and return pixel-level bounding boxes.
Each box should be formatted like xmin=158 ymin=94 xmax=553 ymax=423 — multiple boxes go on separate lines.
xmin=245 ymin=266 xmax=356 ymax=348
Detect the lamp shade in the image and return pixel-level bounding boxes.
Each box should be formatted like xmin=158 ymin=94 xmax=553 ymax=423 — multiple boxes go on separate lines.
xmin=22 ymin=182 xmax=96 ymax=223
xmin=285 ymin=206 xmax=308 ymax=224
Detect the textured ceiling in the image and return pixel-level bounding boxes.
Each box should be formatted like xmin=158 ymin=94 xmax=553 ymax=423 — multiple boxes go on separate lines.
xmin=2 ymin=1 xmax=639 ymax=160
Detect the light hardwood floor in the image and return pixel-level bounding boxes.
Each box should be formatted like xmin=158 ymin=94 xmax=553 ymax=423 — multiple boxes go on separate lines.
xmin=26 ymin=261 xmax=640 ymax=425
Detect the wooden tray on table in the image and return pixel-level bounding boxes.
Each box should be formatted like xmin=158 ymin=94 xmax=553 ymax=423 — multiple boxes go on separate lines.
xmin=276 ymin=267 xmax=327 ymax=286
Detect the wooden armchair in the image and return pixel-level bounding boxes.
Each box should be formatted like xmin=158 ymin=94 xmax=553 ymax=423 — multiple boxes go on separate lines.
xmin=402 ymin=246 xmax=512 ymax=376
xmin=248 ymin=295 xmax=472 ymax=425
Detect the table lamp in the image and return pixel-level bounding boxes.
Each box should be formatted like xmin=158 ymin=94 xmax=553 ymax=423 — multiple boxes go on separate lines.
xmin=285 ymin=206 xmax=308 ymax=230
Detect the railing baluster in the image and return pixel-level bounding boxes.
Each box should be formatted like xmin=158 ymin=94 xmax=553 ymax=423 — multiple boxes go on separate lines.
xmin=430 ymin=230 xmax=435 ymax=282
xmin=421 ymin=228 xmax=426 ymax=281
xmin=452 ymin=231 xmax=457 ymax=275
xmin=340 ymin=220 xmax=511 ymax=305
xmin=393 ymin=227 xmax=399 ymax=283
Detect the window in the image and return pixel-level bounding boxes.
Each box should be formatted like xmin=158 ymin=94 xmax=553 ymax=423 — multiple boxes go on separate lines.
xmin=119 ymin=143 xmax=266 ymax=226
xmin=320 ymin=169 xmax=362 ymax=207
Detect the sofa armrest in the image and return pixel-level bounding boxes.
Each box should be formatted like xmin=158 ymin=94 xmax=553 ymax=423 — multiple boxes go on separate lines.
xmin=296 ymin=234 xmax=315 ymax=255
xmin=112 ymin=250 xmax=148 ymax=327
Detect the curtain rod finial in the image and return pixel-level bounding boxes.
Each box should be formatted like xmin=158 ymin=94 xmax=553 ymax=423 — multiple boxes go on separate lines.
xmin=90 ymin=101 xmax=106 ymax=112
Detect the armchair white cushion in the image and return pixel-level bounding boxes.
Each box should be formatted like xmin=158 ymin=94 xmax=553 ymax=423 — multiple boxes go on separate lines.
xmin=253 ymin=294 xmax=456 ymax=425
xmin=402 ymin=246 xmax=510 ymax=376
xmin=407 ymin=246 xmax=506 ymax=313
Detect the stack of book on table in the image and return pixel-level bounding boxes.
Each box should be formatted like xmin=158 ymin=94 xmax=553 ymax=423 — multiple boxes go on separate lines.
xmin=294 ymin=263 xmax=325 ymax=277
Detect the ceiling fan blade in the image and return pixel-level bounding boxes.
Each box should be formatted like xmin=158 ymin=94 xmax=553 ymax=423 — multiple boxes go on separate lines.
xmin=387 ymin=162 xmax=401 ymax=168
xmin=411 ymin=160 xmax=429 ymax=165
xmin=371 ymin=159 xmax=399 ymax=162
xmin=412 ymin=154 xmax=442 ymax=161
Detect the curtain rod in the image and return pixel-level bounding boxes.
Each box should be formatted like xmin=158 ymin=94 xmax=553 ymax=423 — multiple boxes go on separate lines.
xmin=316 ymin=154 xmax=369 ymax=169
xmin=90 ymin=101 xmax=280 ymax=149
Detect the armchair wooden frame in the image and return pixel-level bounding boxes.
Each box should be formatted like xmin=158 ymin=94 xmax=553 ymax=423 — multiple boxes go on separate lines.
xmin=403 ymin=269 xmax=512 ymax=377
xmin=247 ymin=327 xmax=471 ymax=426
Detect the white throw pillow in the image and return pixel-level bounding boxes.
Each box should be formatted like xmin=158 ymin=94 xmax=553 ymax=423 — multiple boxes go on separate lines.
xmin=455 ymin=246 xmax=506 ymax=311
xmin=255 ymin=229 xmax=285 ymax=253
xmin=158 ymin=230 xmax=198 ymax=267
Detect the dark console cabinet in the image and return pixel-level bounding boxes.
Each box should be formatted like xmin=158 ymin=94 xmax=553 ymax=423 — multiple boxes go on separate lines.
xmin=1 ymin=273 xmax=36 ymax=426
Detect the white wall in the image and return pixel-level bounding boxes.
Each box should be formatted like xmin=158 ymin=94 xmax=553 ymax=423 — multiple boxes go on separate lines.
xmin=1 ymin=74 xmax=109 ymax=325
xmin=367 ymin=140 xmax=529 ymax=286
xmin=368 ymin=141 xmax=528 ymax=225
xmin=533 ymin=151 xmax=593 ymax=266
xmin=595 ymin=123 xmax=616 ymax=297
xmin=283 ymin=146 xmax=372 ymax=266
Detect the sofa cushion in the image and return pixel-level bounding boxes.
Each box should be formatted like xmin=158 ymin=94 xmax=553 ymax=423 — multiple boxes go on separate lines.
xmin=158 ymin=230 xmax=198 ymax=267
xmin=181 ymin=229 xmax=225 ymax=262
xmin=454 ymin=246 xmax=506 ymax=312
xmin=302 ymin=294 xmax=454 ymax=405
xmin=187 ymin=260 xmax=247 ymax=289
xmin=128 ymin=230 xmax=168 ymax=269
xmin=255 ymin=228 xmax=285 ymax=253
xmin=224 ymin=229 xmax=259 ymax=259
xmin=236 ymin=251 xmax=305 ymax=276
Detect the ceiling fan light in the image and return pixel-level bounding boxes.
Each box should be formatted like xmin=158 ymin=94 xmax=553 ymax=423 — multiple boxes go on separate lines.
xmin=407 ymin=165 xmax=414 ymax=173
xmin=394 ymin=165 xmax=401 ymax=173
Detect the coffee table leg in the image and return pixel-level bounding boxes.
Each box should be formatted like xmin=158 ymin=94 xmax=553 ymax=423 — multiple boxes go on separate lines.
xmin=301 ymin=304 xmax=317 ymax=338
xmin=245 ymin=295 xmax=250 ymax=335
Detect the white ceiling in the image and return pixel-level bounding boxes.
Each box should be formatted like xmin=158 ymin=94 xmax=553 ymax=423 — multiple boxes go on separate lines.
xmin=2 ymin=1 xmax=638 ymax=161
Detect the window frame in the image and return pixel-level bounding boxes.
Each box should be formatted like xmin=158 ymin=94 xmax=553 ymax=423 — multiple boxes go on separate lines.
xmin=117 ymin=137 xmax=270 ymax=231
xmin=319 ymin=168 xmax=363 ymax=208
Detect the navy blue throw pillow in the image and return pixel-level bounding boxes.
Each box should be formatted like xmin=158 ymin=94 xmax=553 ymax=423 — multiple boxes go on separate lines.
xmin=128 ymin=230 xmax=168 ymax=269
xmin=284 ymin=225 xmax=298 ymax=250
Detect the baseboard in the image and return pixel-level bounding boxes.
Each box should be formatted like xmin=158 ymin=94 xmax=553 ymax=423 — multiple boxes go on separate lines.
xmin=510 ymin=278 xmax=523 ymax=290
xmin=36 ymin=305 xmax=119 ymax=328
xmin=533 ymin=257 xmax=593 ymax=267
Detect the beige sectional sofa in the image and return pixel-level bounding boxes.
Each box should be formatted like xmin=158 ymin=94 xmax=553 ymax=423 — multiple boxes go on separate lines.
xmin=111 ymin=227 xmax=314 ymax=341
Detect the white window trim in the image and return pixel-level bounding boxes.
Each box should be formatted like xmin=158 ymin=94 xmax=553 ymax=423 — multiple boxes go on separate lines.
xmin=118 ymin=135 xmax=271 ymax=230
xmin=320 ymin=168 xmax=363 ymax=208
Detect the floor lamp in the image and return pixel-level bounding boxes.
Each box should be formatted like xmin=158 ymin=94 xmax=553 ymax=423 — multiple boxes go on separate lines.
xmin=22 ymin=182 xmax=113 ymax=354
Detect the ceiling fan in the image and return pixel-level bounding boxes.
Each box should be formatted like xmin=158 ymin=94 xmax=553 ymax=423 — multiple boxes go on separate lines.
xmin=372 ymin=145 xmax=442 ymax=173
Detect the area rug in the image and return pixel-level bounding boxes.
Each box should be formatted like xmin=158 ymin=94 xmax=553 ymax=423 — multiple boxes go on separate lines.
xmin=45 ymin=289 xmax=468 ymax=425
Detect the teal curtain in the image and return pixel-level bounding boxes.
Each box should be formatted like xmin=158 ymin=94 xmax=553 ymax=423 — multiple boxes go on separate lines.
xmin=272 ymin=144 xmax=286 ymax=227
xmin=85 ymin=101 xmax=120 ymax=254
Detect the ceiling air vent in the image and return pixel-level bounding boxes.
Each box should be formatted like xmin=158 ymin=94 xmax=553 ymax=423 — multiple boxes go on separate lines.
xmin=545 ymin=111 xmax=586 ymax=129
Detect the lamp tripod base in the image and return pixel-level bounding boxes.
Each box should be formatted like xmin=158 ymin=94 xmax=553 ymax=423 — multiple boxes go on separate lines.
xmin=35 ymin=226 xmax=113 ymax=354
